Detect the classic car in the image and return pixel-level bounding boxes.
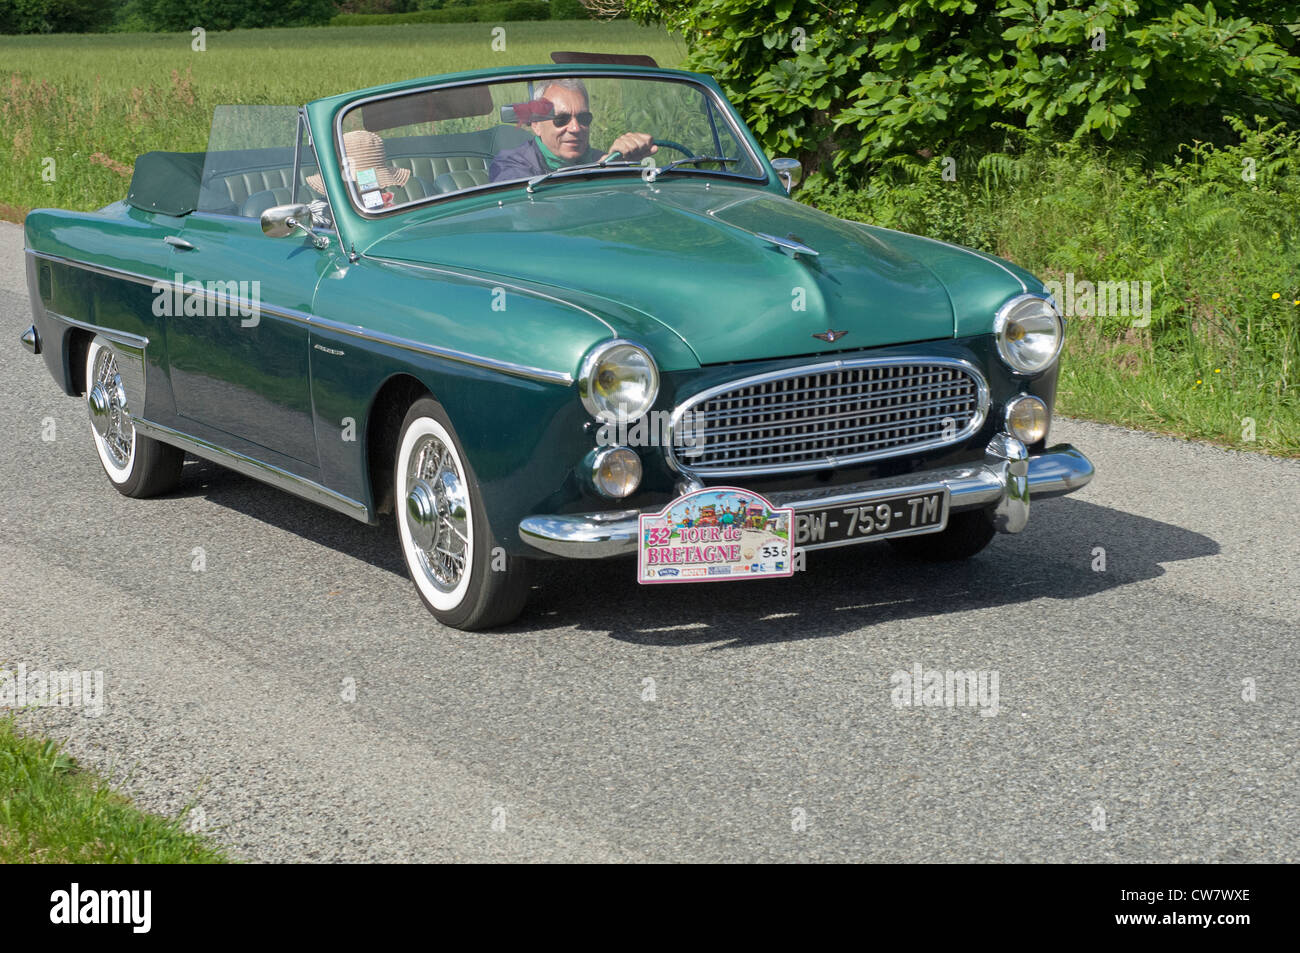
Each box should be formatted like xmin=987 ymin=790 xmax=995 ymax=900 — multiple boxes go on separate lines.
xmin=21 ymin=53 xmax=1094 ymax=629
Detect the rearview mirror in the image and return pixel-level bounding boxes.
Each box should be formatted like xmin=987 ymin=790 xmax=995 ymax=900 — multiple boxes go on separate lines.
xmin=771 ymin=157 xmax=802 ymax=194
xmin=260 ymin=203 xmax=313 ymax=238
xmin=261 ymin=204 xmax=328 ymax=249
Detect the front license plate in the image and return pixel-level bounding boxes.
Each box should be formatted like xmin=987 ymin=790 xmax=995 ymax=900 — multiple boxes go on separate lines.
xmin=638 ymin=487 xmax=795 ymax=584
xmin=792 ymin=489 xmax=949 ymax=549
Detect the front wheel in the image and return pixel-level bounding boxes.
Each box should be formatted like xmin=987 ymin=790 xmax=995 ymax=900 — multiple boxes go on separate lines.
xmin=85 ymin=336 xmax=184 ymax=497
xmin=395 ymin=397 xmax=531 ymax=630
xmin=887 ymin=508 xmax=996 ymax=562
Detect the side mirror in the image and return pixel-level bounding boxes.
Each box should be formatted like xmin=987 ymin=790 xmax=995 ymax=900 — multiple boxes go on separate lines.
xmin=770 ymin=157 xmax=802 ymax=194
xmin=261 ymin=204 xmax=328 ymax=248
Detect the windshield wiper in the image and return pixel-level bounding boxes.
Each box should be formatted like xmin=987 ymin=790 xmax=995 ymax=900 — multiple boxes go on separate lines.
xmin=526 ymin=157 xmax=638 ymax=193
xmin=646 ymin=156 xmax=738 ymax=182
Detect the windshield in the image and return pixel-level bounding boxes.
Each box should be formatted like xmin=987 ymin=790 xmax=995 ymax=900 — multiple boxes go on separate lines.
xmin=333 ymin=74 xmax=764 ymax=215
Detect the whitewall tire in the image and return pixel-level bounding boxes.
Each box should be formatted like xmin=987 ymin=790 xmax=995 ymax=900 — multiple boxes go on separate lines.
xmin=85 ymin=336 xmax=184 ymax=497
xmin=395 ymin=397 xmax=531 ymax=630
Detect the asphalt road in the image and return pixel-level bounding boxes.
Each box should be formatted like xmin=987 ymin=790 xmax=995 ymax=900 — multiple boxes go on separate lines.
xmin=3 ymin=221 xmax=1296 ymax=862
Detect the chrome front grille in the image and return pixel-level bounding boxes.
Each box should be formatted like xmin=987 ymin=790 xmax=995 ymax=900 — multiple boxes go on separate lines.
xmin=670 ymin=358 xmax=988 ymax=476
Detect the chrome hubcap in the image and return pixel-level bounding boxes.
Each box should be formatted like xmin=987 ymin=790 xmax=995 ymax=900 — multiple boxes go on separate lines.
xmin=89 ymin=348 xmax=132 ymax=468
xmin=405 ymin=478 xmax=438 ymax=552
xmin=404 ymin=434 xmax=470 ymax=592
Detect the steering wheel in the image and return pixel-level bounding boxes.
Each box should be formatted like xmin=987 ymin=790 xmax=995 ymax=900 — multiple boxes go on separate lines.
xmin=652 ymin=140 xmax=695 ymax=159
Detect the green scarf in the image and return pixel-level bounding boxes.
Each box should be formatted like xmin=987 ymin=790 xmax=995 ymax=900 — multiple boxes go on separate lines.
xmin=536 ymin=136 xmax=600 ymax=170
xmin=535 ymin=136 xmax=567 ymax=171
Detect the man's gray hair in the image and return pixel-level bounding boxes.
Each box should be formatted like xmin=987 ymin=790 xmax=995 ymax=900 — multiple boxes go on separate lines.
xmin=534 ymin=78 xmax=589 ymax=103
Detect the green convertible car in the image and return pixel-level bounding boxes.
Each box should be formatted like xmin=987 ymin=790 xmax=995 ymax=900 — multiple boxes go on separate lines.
xmin=22 ymin=53 xmax=1094 ymax=630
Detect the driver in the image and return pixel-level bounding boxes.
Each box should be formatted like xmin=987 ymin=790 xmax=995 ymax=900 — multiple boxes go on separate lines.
xmin=490 ymin=78 xmax=657 ymax=182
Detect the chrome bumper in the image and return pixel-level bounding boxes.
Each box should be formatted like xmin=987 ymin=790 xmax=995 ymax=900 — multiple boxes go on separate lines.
xmin=519 ymin=440 xmax=1095 ymax=559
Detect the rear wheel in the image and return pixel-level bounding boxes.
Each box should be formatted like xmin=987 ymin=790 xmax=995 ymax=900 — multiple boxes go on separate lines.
xmin=887 ymin=508 xmax=996 ymax=561
xmin=395 ymin=397 xmax=531 ymax=630
xmin=85 ymin=336 xmax=184 ymax=497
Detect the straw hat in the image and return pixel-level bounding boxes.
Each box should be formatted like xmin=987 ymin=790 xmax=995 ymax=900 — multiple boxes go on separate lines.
xmin=306 ymin=129 xmax=410 ymax=195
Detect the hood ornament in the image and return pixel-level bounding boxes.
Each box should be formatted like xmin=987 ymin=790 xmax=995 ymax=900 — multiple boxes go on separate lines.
xmin=813 ymin=329 xmax=848 ymax=343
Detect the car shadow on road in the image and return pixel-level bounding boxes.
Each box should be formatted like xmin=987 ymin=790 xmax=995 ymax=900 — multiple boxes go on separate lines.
xmin=518 ymin=496 xmax=1220 ymax=648
xmin=177 ymin=457 xmax=1218 ymax=647
xmin=172 ymin=456 xmax=409 ymax=574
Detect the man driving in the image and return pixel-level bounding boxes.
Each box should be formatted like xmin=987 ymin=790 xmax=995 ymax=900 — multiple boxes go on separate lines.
xmin=490 ymin=78 xmax=657 ymax=182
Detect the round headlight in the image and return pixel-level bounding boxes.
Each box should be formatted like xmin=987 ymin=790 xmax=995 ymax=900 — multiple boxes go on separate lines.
xmin=591 ymin=446 xmax=642 ymax=498
xmin=994 ymin=294 xmax=1064 ymax=375
xmin=579 ymin=340 xmax=659 ymax=423
xmin=1005 ymin=395 xmax=1049 ymax=443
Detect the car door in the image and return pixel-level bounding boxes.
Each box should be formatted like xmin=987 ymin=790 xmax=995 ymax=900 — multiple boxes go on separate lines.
xmin=161 ymin=107 xmax=331 ymax=471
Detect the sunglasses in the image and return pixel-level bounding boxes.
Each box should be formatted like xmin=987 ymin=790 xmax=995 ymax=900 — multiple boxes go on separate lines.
xmin=551 ymin=111 xmax=593 ymax=128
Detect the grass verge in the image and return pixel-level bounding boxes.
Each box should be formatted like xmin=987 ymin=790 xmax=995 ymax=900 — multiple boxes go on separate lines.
xmin=0 ymin=717 xmax=228 ymax=863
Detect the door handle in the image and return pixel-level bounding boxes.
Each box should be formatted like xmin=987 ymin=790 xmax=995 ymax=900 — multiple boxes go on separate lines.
xmin=163 ymin=236 xmax=196 ymax=250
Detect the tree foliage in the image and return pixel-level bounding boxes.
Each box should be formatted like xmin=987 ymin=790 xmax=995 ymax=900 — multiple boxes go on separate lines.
xmin=0 ymin=0 xmax=114 ymax=33
xmin=625 ymin=1 xmax=1300 ymax=176
xmin=136 ymin=0 xmax=338 ymax=32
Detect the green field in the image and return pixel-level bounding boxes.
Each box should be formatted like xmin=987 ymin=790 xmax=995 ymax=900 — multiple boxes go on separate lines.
xmin=0 ymin=21 xmax=684 ymax=217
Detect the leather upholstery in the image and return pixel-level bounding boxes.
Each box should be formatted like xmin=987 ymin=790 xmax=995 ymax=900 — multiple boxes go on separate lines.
xmin=390 ymin=154 xmax=490 ymax=184
xmin=220 ymin=168 xmax=297 ymax=207
xmin=387 ymin=177 xmax=436 ymax=205
xmin=432 ymin=169 xmax=491 ymax=193
xmin=240 ymin=187 xmax=293 ymax=219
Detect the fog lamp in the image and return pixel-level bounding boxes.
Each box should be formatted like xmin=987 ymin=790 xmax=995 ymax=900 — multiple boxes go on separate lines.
xmin=1005 ymin=395 xmax=1049 ymax=444
xmin=591 ymin=446 xmax=642 ymax=498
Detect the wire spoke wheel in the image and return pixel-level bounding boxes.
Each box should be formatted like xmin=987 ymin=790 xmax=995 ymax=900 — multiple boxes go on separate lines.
xmin=83 ymin=336 xmax=184 ymax=498
xmin=88 ymin=344 xmax=134 ymax=474
xmin=394 ymin=397 xmax=531 ymax=630
xmin=405 ymin=433 xmax=471 ymax=593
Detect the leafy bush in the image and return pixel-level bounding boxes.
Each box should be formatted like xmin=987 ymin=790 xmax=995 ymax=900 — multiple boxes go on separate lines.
xmin=550 ymin=0 xmax=591 ymax=18
xmin=138 ymin=0 xmax=338 ymax=31
xmin=0 ymin=0 xmax=114 ymax=33
xmin=626 ymin=1 xmax=1300 ymax=178
xmin=337 ymin=0 xmax=422 ymax=11
xmin=331 ymin=1 xmax=550 ymax=24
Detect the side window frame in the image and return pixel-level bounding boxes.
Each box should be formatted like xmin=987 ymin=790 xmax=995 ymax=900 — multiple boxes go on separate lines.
xmin=294 ymin=109 xmax=338 ymax=239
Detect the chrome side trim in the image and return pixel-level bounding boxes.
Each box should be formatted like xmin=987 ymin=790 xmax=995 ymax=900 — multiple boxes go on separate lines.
xmin=311 ymin=313 xmax=574 ymax=385
xmin=519 ymin=443 xmax=1094 ymax=559
xmin=366 ymin=255 xmax=615 ymax=343
xmin=26 ymin=249 xmax=573 ymax=385
xmin=27 ymin=249 xmax=164 ymax=292
xmin=133 ymin=418 xmax=372 ymax=523
xmin=21 ymin=325 xmax=41 ymax=354
xmin=665 ymin=355 xmax=990 ymax=478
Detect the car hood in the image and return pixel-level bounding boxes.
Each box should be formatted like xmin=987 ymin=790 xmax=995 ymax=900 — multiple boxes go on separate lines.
xmin=367 ymin=181 xmax=1019 ymax=366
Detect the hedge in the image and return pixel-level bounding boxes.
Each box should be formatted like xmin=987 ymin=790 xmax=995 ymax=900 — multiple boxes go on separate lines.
xmin=331 ymin=1 xmax=550 ymax=23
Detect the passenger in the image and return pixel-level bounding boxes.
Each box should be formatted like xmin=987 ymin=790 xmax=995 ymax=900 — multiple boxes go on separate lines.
xmin=490 ymin=78 xmax=657 ymax=182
